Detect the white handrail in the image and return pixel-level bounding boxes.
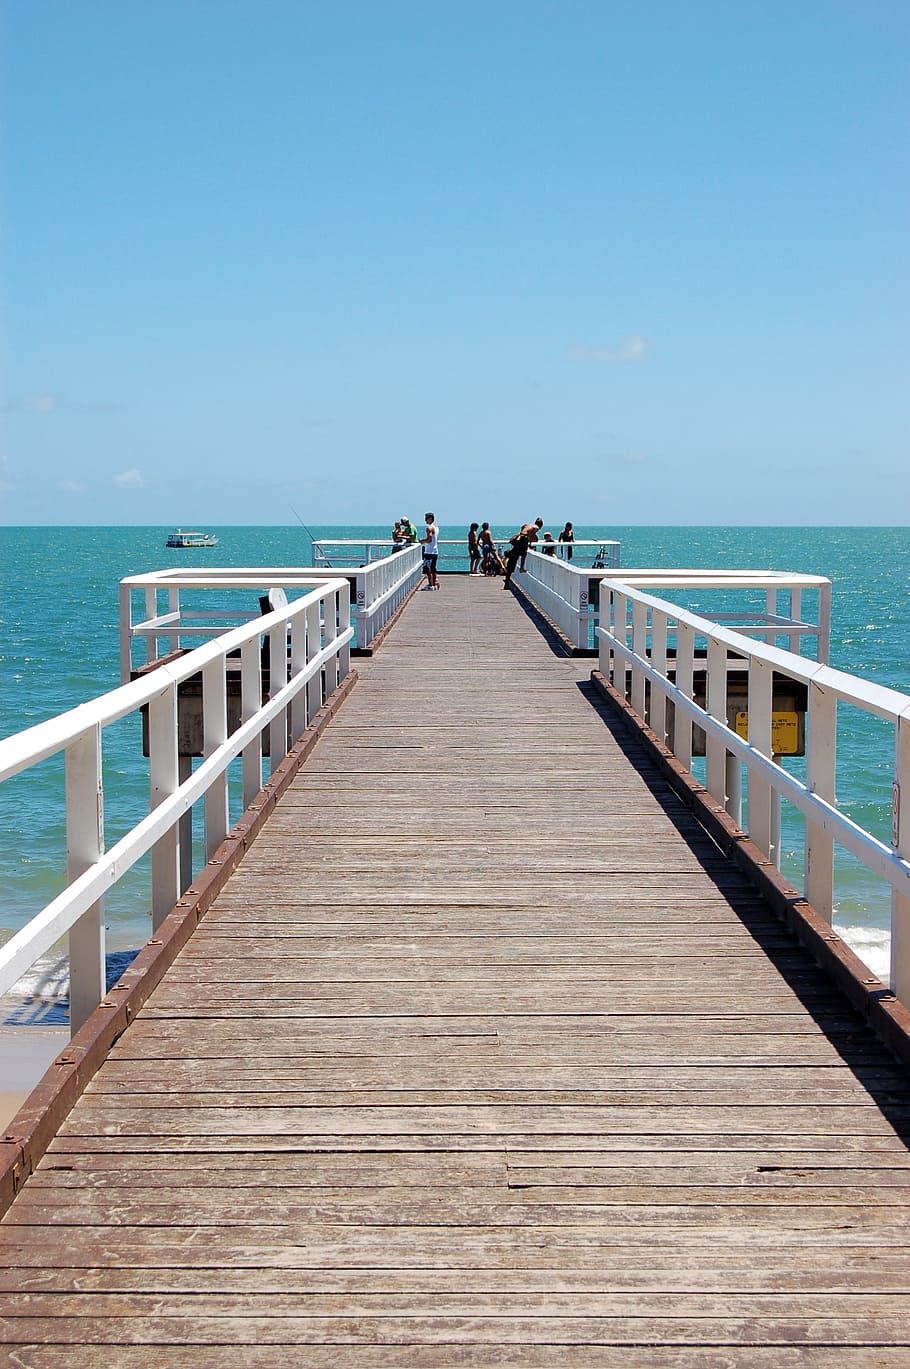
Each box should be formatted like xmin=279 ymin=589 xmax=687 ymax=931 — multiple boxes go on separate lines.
xmin=119 ymin=555 xmax=420 ymax=673
xmin=520 ymin=559 xmax=831 ymax=657
xmin=596 ymin=579 xmax=910 ymax=1000
xmin=0 ymin=580 xmax=352 ymax=1033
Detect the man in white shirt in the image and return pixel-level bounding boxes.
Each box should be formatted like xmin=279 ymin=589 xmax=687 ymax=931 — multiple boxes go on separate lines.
xmin=420 ymin=512 xmax=440 ymax=590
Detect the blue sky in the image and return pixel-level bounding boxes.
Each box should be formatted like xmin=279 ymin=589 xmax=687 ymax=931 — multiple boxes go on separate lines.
xmin=1 ymin=1 xmax=907 ymax=525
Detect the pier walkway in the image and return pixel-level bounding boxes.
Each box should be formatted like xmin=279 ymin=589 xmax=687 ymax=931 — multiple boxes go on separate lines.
xmin=3 ymin=576 xmax=910 ymax=1364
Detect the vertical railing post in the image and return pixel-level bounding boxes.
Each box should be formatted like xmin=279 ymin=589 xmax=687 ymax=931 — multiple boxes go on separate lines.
xmin=178 ymin=755 xmax=193 ymax=894
xmin=306 ymin=599 xmax=322 ymax=719
xmin=817 ymin=581 xmax=832 ymax=664
xmin=630 ymin=598 xmax=647 ymax=718
xmin=323 ymin=588 xmax=339 ymax=696
xmin=149 ymin=680 xmax=181 ymax=931
xmin=119 ymin=583 xmax=132 ymax=684
xmin=203 ymin=657 xmax=229 ymax=856
xmin=613 ymin=592 xmax=628 ymax=698
xmin=890 ymin=709 xmax=910 ymax=999
xmin=355 ymin=571 xmax=367 ymax=651
xmin=675 ymin=622 xmax=695 ymax=771
xmin=267 ymin=616 xmax=288 ymax=773
xmin=650 ymin=608 xmax=668 ymax=744
xmin=337 ymin=582 xmax=351 ymax=680
xmin=804 ymin=678 xmax=836 ymax=921
xmin=167 ymin=586 xmax=180 ymax=657
xmin=705 ymin=636 xmax=727 ymax=804
xmin=725 ymin=752 xmax=743 ymax=827
xmin=289 ymin=605 xmax=307 ymax=743
xmin=145 ymin=588 xmax=157 ymax=667
xmin=66 ymin=724 xmax=105 ymax=1034
xmin=241 ymin=634 xmax=262 ymax=809
xmin=765 ymin=588 xmax=777 ymax=648
xmin=747 ymin=656 xmax=774 ymax=860
xmin=788 ymin=589 xmax=802 ymax=656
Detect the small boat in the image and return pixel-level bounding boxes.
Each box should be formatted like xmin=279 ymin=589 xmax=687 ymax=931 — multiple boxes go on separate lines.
xmin=165 ymin=529 xmax=218 ymax=548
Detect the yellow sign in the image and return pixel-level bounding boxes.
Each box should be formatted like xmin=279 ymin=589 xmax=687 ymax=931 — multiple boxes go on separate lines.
xmin=734 ymin=710 xmax=800 ymax=756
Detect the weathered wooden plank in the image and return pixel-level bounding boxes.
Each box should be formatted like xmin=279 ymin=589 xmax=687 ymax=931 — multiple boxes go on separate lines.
xmin=0 ymin=1349 xmax=908 ymax=1369
xmin=3 ymin=1311 xmax=910 ymax=1347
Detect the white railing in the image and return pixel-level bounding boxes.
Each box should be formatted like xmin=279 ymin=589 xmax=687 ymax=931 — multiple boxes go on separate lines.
xmin=521 ymin=561 xmax=831 ymax=656
xmin=348 ymin=545 xmax=422 ymax=647
xmin=596 ymin=579 xmax=910 ymax=1000
xmin=518 ymin=551 xmax=598 ymax=646
xmin=120 ymin=555 xmax=420 ymax=674
xmin=313 ymin=537 xmax=621 ymax=572
xmin=0 ymin=580 xmax=353 ymax=1034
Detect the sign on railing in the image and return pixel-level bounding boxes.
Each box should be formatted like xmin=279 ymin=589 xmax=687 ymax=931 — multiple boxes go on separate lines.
xmin=0 ymin=581 xmax=353 ymax=1035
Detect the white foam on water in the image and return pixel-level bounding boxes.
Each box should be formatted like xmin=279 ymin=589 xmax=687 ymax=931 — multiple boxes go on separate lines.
xmin=836 ymin=923 xmax=891 ymax=983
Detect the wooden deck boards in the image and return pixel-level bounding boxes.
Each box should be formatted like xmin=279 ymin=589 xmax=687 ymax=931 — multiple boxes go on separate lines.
xmin=3 ymin=574 xmax=910 ymax=1364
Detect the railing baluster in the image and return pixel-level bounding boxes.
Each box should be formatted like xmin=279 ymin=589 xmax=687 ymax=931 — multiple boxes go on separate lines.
xmin=203 ymin=657 xmax=229 ymax=856
xmin=630 ymin=599 xmax=647 ymax=718
xmin=675 ymin=622 xmax=695 ymax=771
xmin=705 ymin=637 xmax=727 ymax=804
xmin=306 ymin=600 xmax=322 ymax=720
xmin=805 ymin=679 xmax=836 ymax=921
xmin=267 ymin=618 xmax=288 ymax=773
xmin=891 ymin=711 xmax=910 ymax=999
xmin=337 ymin=582 xmax=351 ymax=681
xmin=289 ymin=609 xmax=307 ymax=742
xmin=789 ymin=589 xmax=802 ymax=656
xmin=323 ymin=589 xmax=339 ymax=695
xmin=145 ymin=587 xmax=158 ymax=667
xmin=149 ymin=681 xmax=180 ymax=930
xmin=747 ymin=656 xmax=774 ymax=860
xmin=66 ymin=725 xmax=105 ymax=1034
xmin=241 ymin=635 xmax=262 ymax=810
xmin=650 ymin=609 xmax=668 ymax=745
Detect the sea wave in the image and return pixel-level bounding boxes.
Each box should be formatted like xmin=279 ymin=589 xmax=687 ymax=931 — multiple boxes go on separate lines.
xmin=836 ymin=923 xmax=890 ymax=981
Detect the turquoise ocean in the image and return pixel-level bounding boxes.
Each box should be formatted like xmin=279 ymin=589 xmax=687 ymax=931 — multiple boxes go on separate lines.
xmin=1 ymin=525 xmax=908 ymax=999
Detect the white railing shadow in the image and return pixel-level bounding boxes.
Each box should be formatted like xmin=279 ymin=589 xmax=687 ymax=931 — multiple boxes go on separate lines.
xmin=596 ymin=580 xmax=910 ymax=1000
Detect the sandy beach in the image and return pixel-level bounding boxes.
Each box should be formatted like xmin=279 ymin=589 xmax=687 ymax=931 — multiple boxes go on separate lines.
xmin=0 ymin=1026 xmax=69 ymax=1130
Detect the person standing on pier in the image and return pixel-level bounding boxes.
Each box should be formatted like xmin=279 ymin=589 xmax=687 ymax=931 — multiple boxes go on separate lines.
xmin=503 ymin=517 xmax=543 ymax=588
xmin=421 ymin=512 xmax=440 ymax=590
xmin=479 ymin=522 xmax=503 ymax=575
xmin=467 ymin=522 xmax=481 ymax=574
xmin=560 ymin=521 xmax=575 ymax=560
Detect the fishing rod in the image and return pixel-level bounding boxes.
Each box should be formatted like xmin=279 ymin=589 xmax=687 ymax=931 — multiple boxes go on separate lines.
xmin=289 ymin=504 xmax=332 ymax=567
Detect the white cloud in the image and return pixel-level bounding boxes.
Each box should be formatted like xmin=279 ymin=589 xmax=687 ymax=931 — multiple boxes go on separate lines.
xmin=4 ymin=392 xmax=61 ymax=413
xmin=568 ymin=334 xmax=650 ymax=363
xmin=2 ymin=392 xmax=121 ymax=414
xmin=113 ymin=468 xmax=144 ymax=487
xmin=58 ymin=478 xmax=84 ymax=492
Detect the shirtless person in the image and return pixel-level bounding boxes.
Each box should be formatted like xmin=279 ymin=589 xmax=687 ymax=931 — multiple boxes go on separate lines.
xmin=503 ymin=517 xmax=543 ymax=588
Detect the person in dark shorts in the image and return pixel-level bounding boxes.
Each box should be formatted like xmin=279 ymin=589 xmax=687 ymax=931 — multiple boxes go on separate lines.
xmin=503 ymin=517 xmax=543 ymax=588
xmin=467 ymin=523 xmax=481 ymax=574
xmin=420 ymin=512 xmax=440 ymax=590
xmin=479 ymin=523 xmax=503 ymax=575
xmin=560 ymin=521 xmax=575 ymax=560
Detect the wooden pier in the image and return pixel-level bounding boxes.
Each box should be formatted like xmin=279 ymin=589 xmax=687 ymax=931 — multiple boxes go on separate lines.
xmin=2 ymin=575 xmax=910 ymax=1364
